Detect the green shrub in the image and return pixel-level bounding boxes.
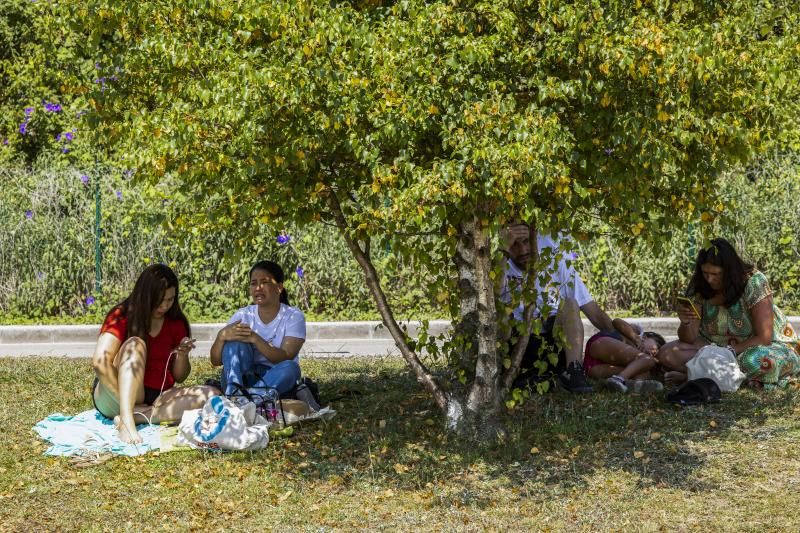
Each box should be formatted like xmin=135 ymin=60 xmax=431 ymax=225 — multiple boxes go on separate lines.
xmin=1 ymin=152 xmax=798 ymax=324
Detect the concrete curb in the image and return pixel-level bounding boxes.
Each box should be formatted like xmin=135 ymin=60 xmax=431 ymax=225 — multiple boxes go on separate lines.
xmin=2 ymin=318 xmax=798 ymax=358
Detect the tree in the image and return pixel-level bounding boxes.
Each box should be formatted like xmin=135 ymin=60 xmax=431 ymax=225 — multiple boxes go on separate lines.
xmin=55 ymin=0 xmax=799 ymax=440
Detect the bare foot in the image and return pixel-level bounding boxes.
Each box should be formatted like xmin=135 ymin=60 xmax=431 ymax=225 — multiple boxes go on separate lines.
xmin=664 ymin=371 xmax=688 ymax=386
xmin=114 ymin=415 xmax=143 ymax=444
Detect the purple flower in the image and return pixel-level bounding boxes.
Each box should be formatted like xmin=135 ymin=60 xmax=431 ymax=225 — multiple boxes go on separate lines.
xmin=296 ymin=266 xmax=305 ymax=278
xmin=36 ymin=271 xmax=45 ymax=281
xmin=76 ymin=110 xmax=88 ymax=118
xmin=64 ymin=132 xmax=74 ymax=141
xmin=44 ymin=103 xmax=62 ymax=113
xmin=24 ymin=107 xmax=34 ymax=116
xmin=80 ymin=174 xmax=89 ymax=185
xmin=56 ymin=133 xmax=62 ymax=141
xmin=61 ymin=147 xmax=69 ymax=154
xmin=123 ymin=169 xmax=134 ymax=178
xmin=116 ymin=191 xmax=122 ymax=200
xmin=25 ymin=210 xmax=33 ymax=219
xmin=19 ymin=122 xmax=28 ymax=135
xmin=276 ymin=234 xmax=291 ymax=245
xmin=2 ymin=139 xmax=7 ymax=146
xmin=604 ymin=147 xmax=614 ymax=156
xmin=86 ymin=296 xmax=96 ymax=306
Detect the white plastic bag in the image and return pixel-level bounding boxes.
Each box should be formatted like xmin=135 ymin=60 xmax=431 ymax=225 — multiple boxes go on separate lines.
xmin=176 ymin=396 xmax=269 ymax=451
xmin=687 ymin=345 xmax=747 ymax=392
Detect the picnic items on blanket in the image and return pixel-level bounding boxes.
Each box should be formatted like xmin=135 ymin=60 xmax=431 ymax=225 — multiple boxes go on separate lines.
xmin=687 ymin=345 xmax=747 ymax=392
xmin=666 ymin=378 xmax=722 ymax=406
xmin=33 ymin=410 xmax=165 ymax=457
xmin=177 ymin=396 xmax=270 ymax=451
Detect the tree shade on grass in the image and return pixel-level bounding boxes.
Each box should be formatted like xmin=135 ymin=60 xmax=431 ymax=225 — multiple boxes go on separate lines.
xmin=52 ymin=0 xmax=800 ymax=440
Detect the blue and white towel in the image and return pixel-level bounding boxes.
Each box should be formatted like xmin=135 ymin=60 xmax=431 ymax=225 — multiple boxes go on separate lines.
xmin=33 ymin=410 xmax=164 ymax=457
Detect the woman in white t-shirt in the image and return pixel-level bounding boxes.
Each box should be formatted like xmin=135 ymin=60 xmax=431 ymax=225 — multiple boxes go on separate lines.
xmin=209 ymin=261 xmax=306 ymax=400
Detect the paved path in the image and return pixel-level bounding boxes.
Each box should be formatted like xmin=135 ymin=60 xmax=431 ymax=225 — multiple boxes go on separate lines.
xmin=2 ymin=318 xmax=798 ymax=358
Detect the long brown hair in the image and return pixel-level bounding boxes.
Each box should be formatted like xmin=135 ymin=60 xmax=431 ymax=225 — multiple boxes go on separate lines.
xmin=687 ymin=238 xmax=754 ymax=307
xmin=104 ymin=264 xmax=191 ymax=339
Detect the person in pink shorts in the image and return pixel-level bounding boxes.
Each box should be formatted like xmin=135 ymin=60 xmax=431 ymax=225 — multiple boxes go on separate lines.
xmin=583 ymin=319 xmax=665 ymax=393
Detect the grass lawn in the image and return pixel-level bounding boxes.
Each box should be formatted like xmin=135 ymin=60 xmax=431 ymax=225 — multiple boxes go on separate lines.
xmin=2 ymin=356 xmax=799 ymax=531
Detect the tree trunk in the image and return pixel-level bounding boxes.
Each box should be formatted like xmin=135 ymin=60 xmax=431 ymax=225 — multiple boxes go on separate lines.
xmin=449 ymin=216 xmax=506 ymax=441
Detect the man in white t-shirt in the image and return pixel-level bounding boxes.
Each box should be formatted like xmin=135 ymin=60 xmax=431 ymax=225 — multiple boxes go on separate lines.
xmin=500 ymin=223 xmax=614 ymax=393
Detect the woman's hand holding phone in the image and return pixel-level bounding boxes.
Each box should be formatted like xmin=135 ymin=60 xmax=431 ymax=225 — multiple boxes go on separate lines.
xmin=175 ymin=336 xmax=196 ymax=357
xmin=676 ymin=296 xmax=700 ymax=325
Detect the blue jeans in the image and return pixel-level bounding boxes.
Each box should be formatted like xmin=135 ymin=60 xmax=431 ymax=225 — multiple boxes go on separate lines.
xmin=221 ymin=341 xmax=301 ymax=397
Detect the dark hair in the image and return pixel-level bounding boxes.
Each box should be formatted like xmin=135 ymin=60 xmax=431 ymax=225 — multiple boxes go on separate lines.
xmin=104 ymin=264 xmax=191 ymax=339
xmin=686 ymin=238 xmax=753 ymax=307
xmin=642 ymin=331 xmax=666 ymax=348
xmin=249 ymin=260 xmax=289 ymax=305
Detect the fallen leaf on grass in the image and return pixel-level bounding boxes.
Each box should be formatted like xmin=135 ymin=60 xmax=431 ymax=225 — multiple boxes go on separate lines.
xmin=393 ymin=463 xmax=410 ymax=474
xmin=633 ymin=451 xmax=645 ymax=459
xmin=530 ymin=447 xmax=540 ymax=455
xmin=278 ymin=490 xmax=293 ymax=502
xmin=709 ymin=420 xmax=717 ymax=428
xmin=650 ymin=432 xmax=662 ymax=440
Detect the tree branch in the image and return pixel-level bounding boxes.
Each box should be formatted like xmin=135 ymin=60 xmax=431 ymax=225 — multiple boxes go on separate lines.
xmin=326 ymin=187 xmax=448 ymax=411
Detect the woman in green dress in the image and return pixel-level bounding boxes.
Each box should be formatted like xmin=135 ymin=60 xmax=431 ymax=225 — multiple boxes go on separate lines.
xmin=658 ymin=238 xmax=800 ymax=389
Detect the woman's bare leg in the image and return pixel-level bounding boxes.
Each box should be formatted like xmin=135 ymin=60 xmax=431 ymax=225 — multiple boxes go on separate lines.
xmin=657 ymin=339 xmax=707 ymax=385
xmin=588 ymin=364 xmax=625 ymax=379
xmin=147 ymin=385 xmax=220 ymax=424
xmin=618 ymin=355 xmax=657 ymax=380
xmin=115 ymin=337 xmax=148 ymax=444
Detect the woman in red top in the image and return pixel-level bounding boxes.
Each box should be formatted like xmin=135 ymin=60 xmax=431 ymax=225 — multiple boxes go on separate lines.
xmin=91 ymin=264 xmax=218 ymax=444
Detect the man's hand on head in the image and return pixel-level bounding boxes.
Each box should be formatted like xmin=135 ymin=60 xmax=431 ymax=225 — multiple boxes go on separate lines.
xmin=501 ymin=224 xmax=530 ymax=253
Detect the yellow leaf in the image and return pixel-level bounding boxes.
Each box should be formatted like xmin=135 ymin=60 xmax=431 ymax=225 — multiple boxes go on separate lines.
xmin=709 ymin=420 xmax=717 ymax=428
xmin=600 ymin=93 xmax=612 ymax=107
xmin=302 ymin=44 xmax=312 ymax=56
xmin=634 ymin=451 xmax=645 ymax=459
xmin=701 ymin=212 xmax=714 ymax=222
xmin=657 ymin=111 xmax=670 ymax=123
xmin=649 ymin=432 xmax=662 ymax=440
xmin=393 ymin=463 xmax=410 ymax=474
xmin=428 ymin=104 xmax=439 ymax=115
xmin=278 ymin=490 xmax=293 ymax=502
xmin=530 ymin=447 xmax=540 ymax=454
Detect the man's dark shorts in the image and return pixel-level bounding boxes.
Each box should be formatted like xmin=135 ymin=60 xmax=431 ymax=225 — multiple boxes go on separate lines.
xmin=511 ymin=314 xmax=567 ymax=389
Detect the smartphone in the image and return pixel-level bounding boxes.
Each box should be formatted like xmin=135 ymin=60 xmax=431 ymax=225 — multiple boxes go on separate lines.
xmin=676 ymin=296 xmax=700 ymax=319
